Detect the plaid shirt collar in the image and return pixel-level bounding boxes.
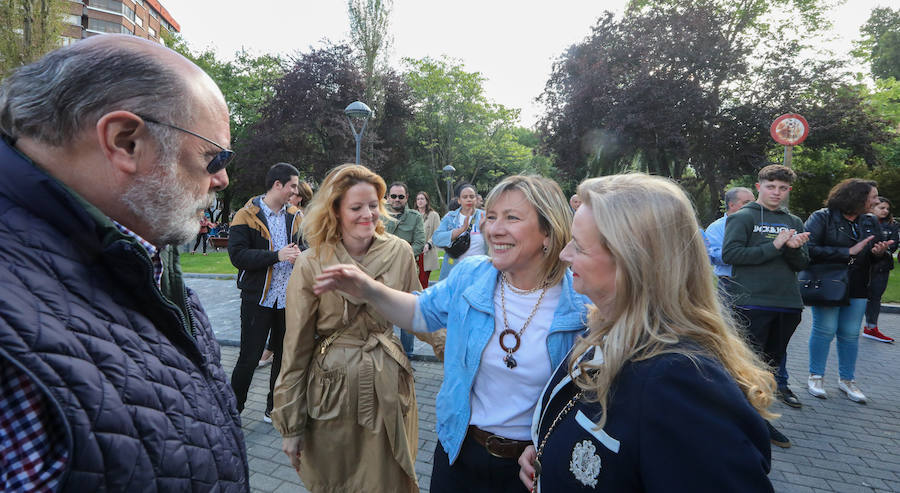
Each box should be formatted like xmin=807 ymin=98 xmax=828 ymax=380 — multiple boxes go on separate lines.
xmin=112 ymin=220 xmax=163 ymax=288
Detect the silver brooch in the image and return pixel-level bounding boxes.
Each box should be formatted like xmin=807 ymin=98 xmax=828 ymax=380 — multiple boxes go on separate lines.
xmin=569 ymin=440 xmax=601 ymax=487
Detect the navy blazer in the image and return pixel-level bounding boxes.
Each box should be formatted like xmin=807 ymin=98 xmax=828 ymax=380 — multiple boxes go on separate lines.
xmin=531 ymin=347 xmax=772 ymax=492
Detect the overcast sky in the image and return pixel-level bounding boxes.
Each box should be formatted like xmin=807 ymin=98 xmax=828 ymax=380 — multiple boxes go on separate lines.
xmin=164 ymin=0 xmax=892 ymax=127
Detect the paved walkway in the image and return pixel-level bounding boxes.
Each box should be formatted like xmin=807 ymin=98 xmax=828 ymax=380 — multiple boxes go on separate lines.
xmin=187 ymin=277 xmax=900 ymax=493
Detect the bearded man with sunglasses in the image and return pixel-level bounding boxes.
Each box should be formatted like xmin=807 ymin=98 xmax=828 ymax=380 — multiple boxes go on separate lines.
xmin=382 ymin=182 xmax=426 ymax=357
xmin=0 ymin=36 xmax=248 ymax=491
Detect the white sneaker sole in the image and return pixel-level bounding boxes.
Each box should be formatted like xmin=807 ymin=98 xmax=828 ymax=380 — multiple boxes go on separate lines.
xmin=807 ymin=387 xmax=827 ymax=399
xmin=839 ymin=387 xmax=867 ymax=403
xmin=862 ymin=332 xmax=894 ymax=343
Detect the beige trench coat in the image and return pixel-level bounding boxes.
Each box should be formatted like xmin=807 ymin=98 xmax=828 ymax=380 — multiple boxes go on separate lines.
xmin=420 ymin=210 xmax=441 ymax=272
xmin=273 ymin=233 xmax=421 ymax=493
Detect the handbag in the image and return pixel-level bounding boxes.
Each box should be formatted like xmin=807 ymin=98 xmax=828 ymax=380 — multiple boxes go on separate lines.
xmin=444 ymin=214 xmax=474 ymax=259
xmin=797 ymin=262 xmax=850 ymax=306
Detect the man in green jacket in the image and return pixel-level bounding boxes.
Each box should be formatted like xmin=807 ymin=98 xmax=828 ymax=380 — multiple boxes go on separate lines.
xmin=384 ymin=181 xmax=425 ymax=356
xmin=722 ymin=164 xmax=810 ymax=449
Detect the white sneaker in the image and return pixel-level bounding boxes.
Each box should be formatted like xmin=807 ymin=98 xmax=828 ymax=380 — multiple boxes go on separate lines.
xmin=838 ymin=379 xmax=867 ymax=403
xmin=807 ymin=374 xmax=827 ymax=399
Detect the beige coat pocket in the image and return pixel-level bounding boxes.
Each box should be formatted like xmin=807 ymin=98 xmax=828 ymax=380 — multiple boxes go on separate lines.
xmin=307 ymin=365 xmax=347 ymax=420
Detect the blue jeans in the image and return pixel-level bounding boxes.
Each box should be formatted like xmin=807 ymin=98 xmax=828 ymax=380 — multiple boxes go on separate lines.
xmin=809 ymin=298 xmax=867 ymax=381
xmin=399 ymin=327 xmax=415 ymax=357
xmin=775 ymin=354 xmax=788 ymax=387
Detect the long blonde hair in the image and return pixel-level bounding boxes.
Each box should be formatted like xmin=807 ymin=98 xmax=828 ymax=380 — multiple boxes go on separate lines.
xmin=570 ymin=173 xmax=774 ymax=427
xmin=301 ymin=164 xmax=388 ymax=257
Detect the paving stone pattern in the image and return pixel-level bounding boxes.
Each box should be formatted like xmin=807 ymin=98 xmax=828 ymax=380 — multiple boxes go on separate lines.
xmin=188 ymin=277 xmax=900 ymax=493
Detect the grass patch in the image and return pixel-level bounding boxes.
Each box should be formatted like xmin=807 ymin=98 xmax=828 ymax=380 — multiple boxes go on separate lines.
xmin=883 ymin=272 xmax=900 ymax=303
xmin=180 ymin=251 xmax=237 ymax=275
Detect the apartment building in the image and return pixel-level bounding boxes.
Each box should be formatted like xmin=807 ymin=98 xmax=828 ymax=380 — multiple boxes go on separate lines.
xmin=62 ymin=0 xmax=180 ymax=45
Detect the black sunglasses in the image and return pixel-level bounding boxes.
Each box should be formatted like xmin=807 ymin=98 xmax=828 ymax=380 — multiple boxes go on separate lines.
xmin=390 ymin=194 xmax=406 ymax=200
xmin=138 ymin=115 xmax=235 ymax=174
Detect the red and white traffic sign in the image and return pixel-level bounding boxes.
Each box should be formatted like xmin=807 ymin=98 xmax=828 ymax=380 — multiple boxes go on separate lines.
xmin=770 ymin=114 xmax=809 ymax=146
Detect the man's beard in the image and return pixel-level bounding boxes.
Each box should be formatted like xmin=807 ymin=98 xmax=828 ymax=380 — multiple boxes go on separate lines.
xmin=391 ymin=202 xmax=405 ymax=212
xmin=122 ymin=162 xmax=214 ymax=246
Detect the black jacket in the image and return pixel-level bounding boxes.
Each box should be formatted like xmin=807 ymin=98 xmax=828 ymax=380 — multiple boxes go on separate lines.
xmin=805 ymin=208 xmax=884 ymax=298
xmin=872 ymin=218 xmax=900 ymax=273
xmin=0 ymin=136 xmax=248 ymax=491
xmin=227 ymin=196 xmax=302 ymax=303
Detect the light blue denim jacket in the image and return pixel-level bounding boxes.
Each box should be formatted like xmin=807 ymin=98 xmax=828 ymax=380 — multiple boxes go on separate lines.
xmin=416 ymin=256 xmax=589 ymax=464
xmin=432 ymin=208 xmax=485 ymax=281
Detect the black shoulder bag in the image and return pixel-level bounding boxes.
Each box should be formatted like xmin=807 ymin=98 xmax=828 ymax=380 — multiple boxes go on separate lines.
xmin=444 ymin=215 xmax=474 ymax=259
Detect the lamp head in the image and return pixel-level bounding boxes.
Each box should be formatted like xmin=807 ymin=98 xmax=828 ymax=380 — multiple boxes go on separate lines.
xmin=344 ymin=101 xmax=372 ymax=119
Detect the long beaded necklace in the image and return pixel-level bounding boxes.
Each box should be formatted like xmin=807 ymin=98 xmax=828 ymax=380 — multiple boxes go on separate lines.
xmin=531 ymin=389 xmax=586 ymax=492
xmin=498 ymin=273 xmax=548 ymax=369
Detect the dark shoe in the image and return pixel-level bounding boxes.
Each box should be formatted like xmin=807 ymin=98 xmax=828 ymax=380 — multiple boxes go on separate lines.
xmin=777 ymin=386 xmax=802 ymax=409
xmin=767 ymin=421 xmax=791 ymax=448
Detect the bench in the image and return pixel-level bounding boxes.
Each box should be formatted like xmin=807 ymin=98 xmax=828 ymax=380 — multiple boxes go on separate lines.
xmin=209 ymin=237 xmax=229 ymax=251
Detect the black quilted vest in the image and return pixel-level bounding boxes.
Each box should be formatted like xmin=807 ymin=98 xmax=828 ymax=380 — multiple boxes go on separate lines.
xmin=0 ymin=137 xmax=249 ymax=492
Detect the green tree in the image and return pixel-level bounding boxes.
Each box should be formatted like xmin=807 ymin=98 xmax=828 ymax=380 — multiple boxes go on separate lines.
xmin=856 ymin=7 xmax=900 ymax=80
xmin=403 ymin=57 xmax=535 ymax=210
xmin=0 ymin=0 xmax=67 ymax=77
xmin=347 ymin=0 xmax=392 ymax=105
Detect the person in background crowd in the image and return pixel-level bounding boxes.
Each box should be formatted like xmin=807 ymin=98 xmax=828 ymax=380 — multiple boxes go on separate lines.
xmin=722 ymin=165 xmax=809 ymax=448
xmin=434 ymin=183 xmax=485 ymax=280
xmin=274 ymin=164 xmax=421 ymax=492
xmin=0 ymin=35 xmax=248 ymax=491
xmin=384 ymin=181 xmax=426 ymax=358
xmin=864 ymin=196 xmax=898 ymax=343
xmin=519 ymin=173 xmax=774 ymax=493
xmin=312 ymin=175 xmax=588 ymax=493
xmin=705 ymin=187 xmax=755 ymax=283
xmin=416 ymin=191 xmax=442 ymax=288
xmin=192 ymin=209 xmax=217 ymax=255
xmin=569 ymin=193 xmax=582 ymax=211
xmin=476 ymin=193 xmax=485 ymax=209
xmin=228 ymin=162 xmax=302 ymax=423
xmin=805 ymin=179 xmax=893 ymax=403
xmin=290 ymin=179 xmax=314 ymax=213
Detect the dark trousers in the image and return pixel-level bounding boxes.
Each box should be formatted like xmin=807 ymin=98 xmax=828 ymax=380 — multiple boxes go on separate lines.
xmin=735 ymin=308 xmax=802 ymax=372
xmin=192 ymin=233 xmax=208 ymax=253
xmin=430 ymin=435 xmax=528 ymax=493
xmin=230 ymin=296 xmax=285 ymax=413
xmin=866 ymin=270 xmax=890 ymax=326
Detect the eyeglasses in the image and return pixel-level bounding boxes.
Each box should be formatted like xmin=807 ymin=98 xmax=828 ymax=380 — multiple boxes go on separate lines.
xmin=138 ymin=115 xmax=235 ymax=174
xmin=389 ymin=194 xmax=406 ymax=200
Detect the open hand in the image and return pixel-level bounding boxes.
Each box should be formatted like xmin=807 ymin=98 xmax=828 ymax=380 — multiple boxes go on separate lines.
xmin=872 ymin=240 xmax=895 ymax=256
xmin=849 ymin=235 xmax=875 ymax=256
xmin=313 ymin=263 xmax=374 ymax=298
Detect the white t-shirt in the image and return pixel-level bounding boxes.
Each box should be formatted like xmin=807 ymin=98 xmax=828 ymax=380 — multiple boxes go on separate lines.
xmin=469 ymin=280 xmax=562 ymax=440
xmin=455 ymin=210 xmax=485 ymax=258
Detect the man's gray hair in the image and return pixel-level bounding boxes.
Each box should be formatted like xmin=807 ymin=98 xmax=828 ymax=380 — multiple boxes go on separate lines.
xmin=724 ymin=187 xmax=753 ymax=207
xmin=0 ymin=40 xmax=187 ymax=154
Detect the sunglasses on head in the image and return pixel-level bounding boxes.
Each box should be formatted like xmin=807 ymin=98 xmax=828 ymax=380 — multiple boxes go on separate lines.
xmin=390 ymin=194 xmax=406 ymax=200
xmin=138 ymin=115 xmax=235 ymax=174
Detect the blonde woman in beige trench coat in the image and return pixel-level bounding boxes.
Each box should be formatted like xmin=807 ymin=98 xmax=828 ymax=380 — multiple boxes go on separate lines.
xmin=272 ymin=164 xmax=422 ymax=493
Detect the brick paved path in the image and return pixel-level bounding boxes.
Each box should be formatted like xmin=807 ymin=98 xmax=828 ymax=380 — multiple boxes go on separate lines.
xmin=190 ymin=277 xmax=900 ymax=492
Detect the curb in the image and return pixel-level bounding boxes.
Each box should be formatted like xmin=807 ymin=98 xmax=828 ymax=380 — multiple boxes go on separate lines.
xmin=184 ymin=273 xmax=237 ymax=280
xmin=881 ymin=303 xmax=900 ymax=314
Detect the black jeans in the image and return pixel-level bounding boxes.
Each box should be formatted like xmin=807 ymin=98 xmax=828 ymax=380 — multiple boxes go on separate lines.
xmin=735 ymin=308 xmax=802 ymax=371
xmin=866 ymin=270 xmax=890 ymax=326
xmin=430 ymin=435 xmax=528 ymax=493
xmin=230 ymin=296 xmax=285 ymax=413
xmin=192 ymin=233 xmax=208 ymax=253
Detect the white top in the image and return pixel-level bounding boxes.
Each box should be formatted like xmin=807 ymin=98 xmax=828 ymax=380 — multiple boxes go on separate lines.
xmin=469 ymin=279 xmax=562 ymax=440
xmin=455 ymin=209 xmax=485 ymax=258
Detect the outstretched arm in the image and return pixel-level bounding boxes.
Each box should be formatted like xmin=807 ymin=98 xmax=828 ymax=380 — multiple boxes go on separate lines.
xmin=314 ymin=264 xmax=419 ymax=330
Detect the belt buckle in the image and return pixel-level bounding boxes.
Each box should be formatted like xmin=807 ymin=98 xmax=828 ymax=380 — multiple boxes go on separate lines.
xmin=484 ymin=434 xmax=507 ymax=458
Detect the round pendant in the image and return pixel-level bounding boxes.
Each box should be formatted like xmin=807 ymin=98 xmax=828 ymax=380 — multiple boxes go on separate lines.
xmin=533 ymin=458 xmax=542 ymax=476
xmin=499 ymin=328 xmax=521 ymax=352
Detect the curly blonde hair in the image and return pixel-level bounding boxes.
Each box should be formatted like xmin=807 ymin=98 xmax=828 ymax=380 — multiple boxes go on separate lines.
xmin=301 ymin=164 xmax=388 ymax=257
xmin=569 ymin=173 xmax=775 ymax=428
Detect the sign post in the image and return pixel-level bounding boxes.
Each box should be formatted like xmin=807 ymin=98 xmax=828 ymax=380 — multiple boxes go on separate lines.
xmin=769 ymin=113 xmax=809 ymax=168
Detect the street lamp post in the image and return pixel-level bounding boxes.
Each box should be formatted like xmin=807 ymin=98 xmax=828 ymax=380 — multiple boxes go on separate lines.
xmin=344 ymin=101 xmax=373 ymax=164
xmin=442 ymin=164 xmax=455 ymax=211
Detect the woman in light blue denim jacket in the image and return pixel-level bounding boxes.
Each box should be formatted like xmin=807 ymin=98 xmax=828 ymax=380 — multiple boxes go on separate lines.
xmin=433 ymin=184 xmax=485 ymax=281
xmin=313 ymin=175 xmax=589 ymax=492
